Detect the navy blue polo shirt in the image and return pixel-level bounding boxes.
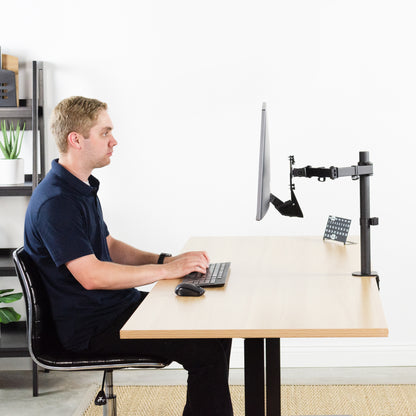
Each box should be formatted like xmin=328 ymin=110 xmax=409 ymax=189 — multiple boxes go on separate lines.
xmin=24 ymin=159 xmax=141 ymax=351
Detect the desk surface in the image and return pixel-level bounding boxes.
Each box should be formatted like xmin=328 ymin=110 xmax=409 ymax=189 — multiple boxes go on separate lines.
xmin=120 ymin=236 xmax=388 ymax=340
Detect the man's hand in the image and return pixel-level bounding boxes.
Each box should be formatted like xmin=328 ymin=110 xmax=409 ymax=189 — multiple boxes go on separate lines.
xmin=163 ymin=251 xmax=210 ymax=278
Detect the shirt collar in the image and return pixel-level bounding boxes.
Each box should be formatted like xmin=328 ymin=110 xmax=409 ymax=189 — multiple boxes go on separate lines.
xmin=51 ymin=159 xmax=100 ymax=195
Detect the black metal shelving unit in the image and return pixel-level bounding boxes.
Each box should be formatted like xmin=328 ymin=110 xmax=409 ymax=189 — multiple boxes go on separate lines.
xmin=0 ymin=62 xmax=45 ymax=196
xmin=0 ymin=61 xmax=45 ymax=396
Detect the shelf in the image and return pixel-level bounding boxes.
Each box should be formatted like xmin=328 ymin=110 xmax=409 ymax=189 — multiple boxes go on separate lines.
xmin=0 ymin=321 xmax=29 ymax=356
xmin=0 ymin=183 xmax=32 ymax=196
xmin=0 ymin=248 xmax=15 ymax=276
xmin=0 ymin=100 xmax=43 ymax=130
xmin=0 ymin=99 xmax=32 ymax=118
xmin=0 ymin=174 xmax=42 ymax=196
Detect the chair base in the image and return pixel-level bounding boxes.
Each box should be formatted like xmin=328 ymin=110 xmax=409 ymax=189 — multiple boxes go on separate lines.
xmin=103 ymin=395 xmax=117 ymax=416
xmin=103 ymin=370 xmax=117 ymax=416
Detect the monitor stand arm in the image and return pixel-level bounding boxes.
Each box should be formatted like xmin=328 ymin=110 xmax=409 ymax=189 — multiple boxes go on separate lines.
xmin=292 ymin=151 xmax=379 ymax=289
xmin=270 ymin=156 xmax=304 ymax=218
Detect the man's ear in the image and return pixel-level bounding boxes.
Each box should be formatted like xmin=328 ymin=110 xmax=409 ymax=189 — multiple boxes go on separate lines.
xmin=67 ymin=132 xmax=82 ymax=150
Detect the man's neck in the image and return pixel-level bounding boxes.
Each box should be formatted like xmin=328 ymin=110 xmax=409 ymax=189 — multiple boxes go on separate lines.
xmin=58 ymin=155 xmax=92 ymax=183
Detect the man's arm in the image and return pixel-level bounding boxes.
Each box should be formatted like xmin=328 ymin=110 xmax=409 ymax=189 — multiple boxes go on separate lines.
xmin=106 ymin=235 xmax=159 ymax=265
xmin=66 ymin=236 xmax=210 ymax=291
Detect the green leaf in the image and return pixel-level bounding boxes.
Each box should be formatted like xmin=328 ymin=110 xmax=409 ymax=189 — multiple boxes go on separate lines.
xmin=10 ymin=123 xmax=19 ymax=159
xmin=0 ymin=307 xmax=21 ymax=324
xmin=0 ymin=120 xmax=11 ymax=158
xmin=0 ymin=140 xmax=7 ymax=158
xmin=0 ymin=289 xmax=14 ymax=295
xmin=0 ymin=120 xmax=25 ymax=159
xmin=6 ymin=123 xmax=13 ymax=155
xmin=0 ymin=122 xmax=8 ymax=158
xmin=15 ymin=122 xmax=25 ymax=159
xmin=0 ymin=292 xmax=22 ymax=303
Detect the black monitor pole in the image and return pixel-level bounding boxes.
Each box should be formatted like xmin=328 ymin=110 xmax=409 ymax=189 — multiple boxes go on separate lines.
xmin=291 ymin=151 xmax=379 ymax=289
xmin=353 ymin=151 xmax=379 ymax=284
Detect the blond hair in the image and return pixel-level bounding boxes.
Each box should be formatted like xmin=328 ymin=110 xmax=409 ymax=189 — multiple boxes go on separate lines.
xmin=50 ymin=96 xmax=108 ymax=153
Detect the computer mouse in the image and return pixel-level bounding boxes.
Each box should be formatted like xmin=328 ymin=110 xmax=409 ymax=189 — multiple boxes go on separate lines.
xmin=175 ymin=282 xmax=205 ymax=297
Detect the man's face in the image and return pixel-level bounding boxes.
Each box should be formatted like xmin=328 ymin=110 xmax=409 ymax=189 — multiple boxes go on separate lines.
xmin=82 ymin=110 xmax=117 ymax=169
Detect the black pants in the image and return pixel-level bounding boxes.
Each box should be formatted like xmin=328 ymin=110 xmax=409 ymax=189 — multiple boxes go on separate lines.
xmin=88 ymin=293 xmax=233 ymax=416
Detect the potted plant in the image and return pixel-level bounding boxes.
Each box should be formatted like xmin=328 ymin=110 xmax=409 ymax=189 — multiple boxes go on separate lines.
xmin=0 ymin=120 xmax=26 ymax=185
xmin=0 ymin=288 xmax=23 ymax=338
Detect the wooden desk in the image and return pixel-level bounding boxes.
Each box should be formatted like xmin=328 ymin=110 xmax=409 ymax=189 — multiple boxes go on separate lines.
xmin=121 ymin=236 xmax=388 ymax=415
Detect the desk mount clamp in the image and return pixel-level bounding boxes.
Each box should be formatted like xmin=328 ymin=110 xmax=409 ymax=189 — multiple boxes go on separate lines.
xmin=286 ymin=151 xmax=379 ymax=289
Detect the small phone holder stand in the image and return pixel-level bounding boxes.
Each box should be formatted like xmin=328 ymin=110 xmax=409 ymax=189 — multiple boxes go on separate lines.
xmin=323 ymin=215 xmax=351 ymax=244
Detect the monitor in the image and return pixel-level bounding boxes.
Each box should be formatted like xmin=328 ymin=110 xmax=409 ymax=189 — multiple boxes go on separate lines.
xmin=256 ymin=103 xmax=303 ymax=220
xmin=256 ymin=102 xmax=271 ymax=221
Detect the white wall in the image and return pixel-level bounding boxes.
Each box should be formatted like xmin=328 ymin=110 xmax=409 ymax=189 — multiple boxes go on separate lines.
xmin=1 ymin=0 xmax=416 ymax=368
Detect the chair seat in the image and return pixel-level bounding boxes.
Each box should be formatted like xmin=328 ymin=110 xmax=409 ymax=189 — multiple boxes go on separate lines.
xmin=36 ymin=350 xmax=171 ymax=369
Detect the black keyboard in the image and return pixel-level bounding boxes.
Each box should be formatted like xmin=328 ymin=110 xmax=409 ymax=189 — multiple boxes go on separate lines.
xmin=182 ymin=262 xmax=231 ymax=287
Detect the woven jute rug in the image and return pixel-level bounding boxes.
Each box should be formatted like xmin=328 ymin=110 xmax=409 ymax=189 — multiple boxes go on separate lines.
xmin=76 ymin=384 xmax=416 ymax=416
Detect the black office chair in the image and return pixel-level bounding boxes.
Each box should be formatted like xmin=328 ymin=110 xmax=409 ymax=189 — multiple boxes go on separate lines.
xmin=13 ymin=247 xmax=171 ymax=415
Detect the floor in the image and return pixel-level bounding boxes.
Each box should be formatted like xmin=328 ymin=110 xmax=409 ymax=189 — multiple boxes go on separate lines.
xmin=0 ymin=366 xmax=415 ymax=416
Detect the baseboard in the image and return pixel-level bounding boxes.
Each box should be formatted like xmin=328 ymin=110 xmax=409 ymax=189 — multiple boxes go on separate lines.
xmin=230 ymin=343 xmax=416 ymax=368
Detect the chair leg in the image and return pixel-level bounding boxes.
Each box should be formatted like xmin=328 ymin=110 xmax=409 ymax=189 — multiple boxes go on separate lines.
xmin=32 ymin=361 xmax=38 ymax=397
xmin=103 ymin=370 xmax=117 ymax=416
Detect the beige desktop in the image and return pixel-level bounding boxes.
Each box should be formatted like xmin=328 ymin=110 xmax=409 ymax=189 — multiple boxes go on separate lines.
xmin=121 ymin=236 xmax=388 ymax=416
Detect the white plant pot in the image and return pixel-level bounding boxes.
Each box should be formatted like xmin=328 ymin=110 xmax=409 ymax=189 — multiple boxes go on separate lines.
xmin=0 ymin=158 xmax=25 ymax=185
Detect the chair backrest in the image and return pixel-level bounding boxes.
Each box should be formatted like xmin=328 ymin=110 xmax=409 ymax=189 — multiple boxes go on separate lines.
xmin=13 ymin=247 xmax=63 ymax=362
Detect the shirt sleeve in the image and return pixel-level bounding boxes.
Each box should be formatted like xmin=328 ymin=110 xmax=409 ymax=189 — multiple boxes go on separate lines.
xmin=36 ymin=196 xmax=96 ymax=267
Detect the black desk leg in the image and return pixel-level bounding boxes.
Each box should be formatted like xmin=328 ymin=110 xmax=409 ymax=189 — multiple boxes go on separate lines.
xmin=266 ymin=338 xmax=281 ymax=416
xmin=244 ymin=338 xmax=265 ymax=416
xmin=32 ymin=361 xmax=38 ymax=397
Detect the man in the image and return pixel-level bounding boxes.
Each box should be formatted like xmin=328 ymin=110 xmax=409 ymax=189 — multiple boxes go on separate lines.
xmin=24 ymin=96 xmax=233 ymax=416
